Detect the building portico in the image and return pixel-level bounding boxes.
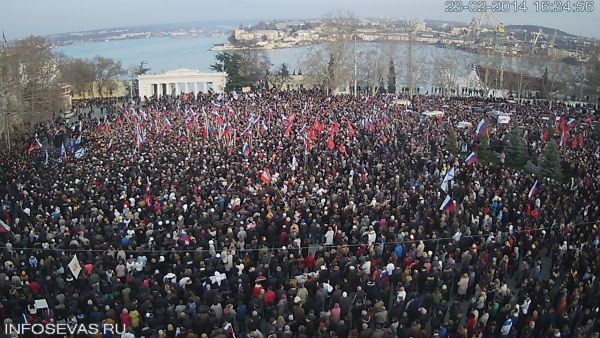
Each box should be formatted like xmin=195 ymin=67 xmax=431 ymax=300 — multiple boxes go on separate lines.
xmin=138 ymin=69 xmax=227 ymax=98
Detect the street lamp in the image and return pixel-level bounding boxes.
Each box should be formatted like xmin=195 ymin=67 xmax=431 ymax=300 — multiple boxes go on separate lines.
xmin=354 ymin=35 xmax=357 ymax=96
xmin=576 ymin=46 xmax=584 ymax=102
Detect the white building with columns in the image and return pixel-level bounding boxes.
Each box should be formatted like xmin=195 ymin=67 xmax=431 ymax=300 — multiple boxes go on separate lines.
xmin=138 ymin=69 xmax=227 ymax=98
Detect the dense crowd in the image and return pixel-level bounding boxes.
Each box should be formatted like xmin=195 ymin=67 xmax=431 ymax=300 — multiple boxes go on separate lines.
xmin=1 ymin=90 xmax=599 ymax=338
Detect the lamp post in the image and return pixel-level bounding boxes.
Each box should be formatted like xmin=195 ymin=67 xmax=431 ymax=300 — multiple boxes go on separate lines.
xmin=354 ymin=35 xmax=357 ymax=96
xmin=576 ymin=46 xmax=584 ymax=102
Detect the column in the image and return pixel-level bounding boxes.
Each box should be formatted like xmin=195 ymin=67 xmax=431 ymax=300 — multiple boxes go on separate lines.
xmin=175 ymin=83 xmax=180 ymax=95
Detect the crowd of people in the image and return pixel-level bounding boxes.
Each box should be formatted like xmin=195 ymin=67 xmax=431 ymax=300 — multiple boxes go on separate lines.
xmin=0 ymin=89 xmax=599 ymax=338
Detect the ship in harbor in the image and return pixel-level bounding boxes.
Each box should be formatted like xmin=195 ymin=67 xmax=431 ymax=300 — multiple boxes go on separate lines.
xmin=209 ymin=43 xmax=238 ymax=51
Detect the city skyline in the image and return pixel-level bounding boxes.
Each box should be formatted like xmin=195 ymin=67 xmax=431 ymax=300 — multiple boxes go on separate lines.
xmin=1 ymin=0 xmax=600 ymax=40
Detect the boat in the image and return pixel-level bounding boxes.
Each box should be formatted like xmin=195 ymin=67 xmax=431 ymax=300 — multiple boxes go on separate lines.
xmin=209 ymin=43 xmax=238 ymax=51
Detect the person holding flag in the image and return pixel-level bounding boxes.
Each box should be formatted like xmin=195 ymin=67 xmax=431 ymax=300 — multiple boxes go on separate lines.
xmin=439 ymin=195 xmax=456 ymax=212
xmin=242 ymin=143 xmax=250 ymax=157
xmin=28 ymin=138 xmax=43 ymax=154
xmin=441 ymin=167 xmax=455 ymax=192
xmin=465 ymin=151 xmax=478 ymax=167
xmin=260 ymin=167 xmax=272 ymax=185
xmin=290 ymin=155 xmax=298 ymax=172
xmin=528 ymin=180 xmax=539 ymax=200
xmin=476 ymin=119 xmax=488 ymax=137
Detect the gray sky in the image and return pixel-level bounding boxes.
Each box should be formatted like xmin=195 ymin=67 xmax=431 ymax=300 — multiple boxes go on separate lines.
xmin=2 ymin=0 xmax=599 ymax=39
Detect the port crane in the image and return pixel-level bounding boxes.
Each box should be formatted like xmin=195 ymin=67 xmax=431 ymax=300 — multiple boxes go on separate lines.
xmin=530 ymin=28 xmax=545 ymax=53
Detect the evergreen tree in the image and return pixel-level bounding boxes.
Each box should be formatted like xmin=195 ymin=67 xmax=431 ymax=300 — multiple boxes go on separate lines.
xmin=540 ymin=139 xmax=563 ymax=181
xmin=505 ymin=124 xmax=528 ymax=166
xmin=478 ymin=134 xmax=495 ymax=163
xmin=279 ymin=63 xmax=290 ymax=77
xmin=540 ymin=66 xmax=550 ymax=99
xmin=446 ymin=128 xmax=459 ymax=154
xmin=210 ymin=52 xmax=249 ymax=91
xmin=388 ymin=59 xmax=396 ymax=94
xmin=378 ymin=76 xmax=386 ymax=94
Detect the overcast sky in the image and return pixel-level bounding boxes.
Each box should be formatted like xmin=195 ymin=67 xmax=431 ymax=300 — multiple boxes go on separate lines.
xmin=2 ymin=0 xmax=599 ymax=39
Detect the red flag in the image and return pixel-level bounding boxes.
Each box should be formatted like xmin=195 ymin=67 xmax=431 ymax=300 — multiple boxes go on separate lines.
xmin=347 ymin=121 xmax=356 ymax=141
xmin=260 ymin=168 xmax=272 ymax=185
xmin=571 ymin=137 xmax=578 ymax=150
xmin=304 ymin=138 xmax=312 ymax=152
xmin=329 ymin=122 xmax=340 ymax=137
xmin=338 ymin=143 xmax=347 ymax=156
xmin=542 ymin=129 xmax=549 ymax=143
xmin=28 ymin=139 xmax=42 ymax=154
xmin=327 ymin=137 xmax=335 ymax=151
xmin=584 ymin=117 xmax=593 ymax=126
xmin=283 ymin=113 xmax=296 ymax=137
xmin=310 ymin=119 xmax=320 ymax=133
xmin=559 ymin=116 xmax=567 ymax=132
xmin=214 ymin=114 xmax=224 ymax=127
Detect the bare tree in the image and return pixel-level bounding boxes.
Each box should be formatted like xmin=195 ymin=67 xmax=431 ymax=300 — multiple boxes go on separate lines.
xmin=269 ymin=63 xmax=292 ymax=90
xmin=218 ymin=40 xmax=272 ymax=90
xmin=514 ymin=55 xmax=531 ymax=100
xmin=92 ymin=56 xmax=125 ymax=98
xmin=301 ymin=11 xmax=356 ymax=93
xmin=60 ymin=58 xmax=95 ymax=98
xmin=538 ymin=61 xmax=575 ymax=106
xmin=0 ymin=36 xmax=63 ymax=147
xmin=431 ymin=49 xmax=462 ymax=95
xmin=355 ymin=42 xmax=397 ymax=95
xmin=397 ymin=45 xmax=428 ymax=96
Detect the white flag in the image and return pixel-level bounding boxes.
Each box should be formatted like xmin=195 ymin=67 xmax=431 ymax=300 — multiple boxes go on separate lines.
xmin=441 ymin=167 xmax=455 ymax=192
xmin=68 ymin=255 xmax=82 ymax=279
xmin=75 ymin=147 xmax=85 ymax=159
xmin=291 ymin=155 xmax=298 ymax=171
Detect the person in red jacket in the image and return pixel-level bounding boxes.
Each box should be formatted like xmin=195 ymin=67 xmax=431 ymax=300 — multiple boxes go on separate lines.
xmin=263 ymin=288 xmax=277 ymax=307
xmin=466 ymin=312 xmax=477 ymax=337
xmin=119 ymin=308 xmax=132 ymax=330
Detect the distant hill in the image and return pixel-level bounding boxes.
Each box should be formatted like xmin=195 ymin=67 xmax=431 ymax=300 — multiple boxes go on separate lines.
xmin=504 ymin=25 xmax=577 ymax=38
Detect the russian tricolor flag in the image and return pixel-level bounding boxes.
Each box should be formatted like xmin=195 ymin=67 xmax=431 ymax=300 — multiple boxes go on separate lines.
xmin=439 ymin=195 xmax=456 ymax=212
xmin=242 ymin=143 xmax=250 ymax=157
xmin=464 ymin=151 xmax=477 ymax=166
xmin=476 ymin=119 xmax=487 ymax=137
xmin=528 ymin=180 xmax=539 ymax=200
xmin=566 ymin=118 xmax=576 ymax=129
xmin=560 ymin=131 xmax=568 ymax=148
xmin=363 ymin=118 xmax=375 ymax=131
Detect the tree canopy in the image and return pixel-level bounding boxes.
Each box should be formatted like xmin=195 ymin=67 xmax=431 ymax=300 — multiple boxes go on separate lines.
xmin=211 ymin=49 xmax=271 ymax=92
xmin=505 ymin=124 xmax=529 ymax=167
xmin=540 ymin=139 xmax=563 ymax=181
xmin=1 ymin=36 xmax=126 ymax=146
